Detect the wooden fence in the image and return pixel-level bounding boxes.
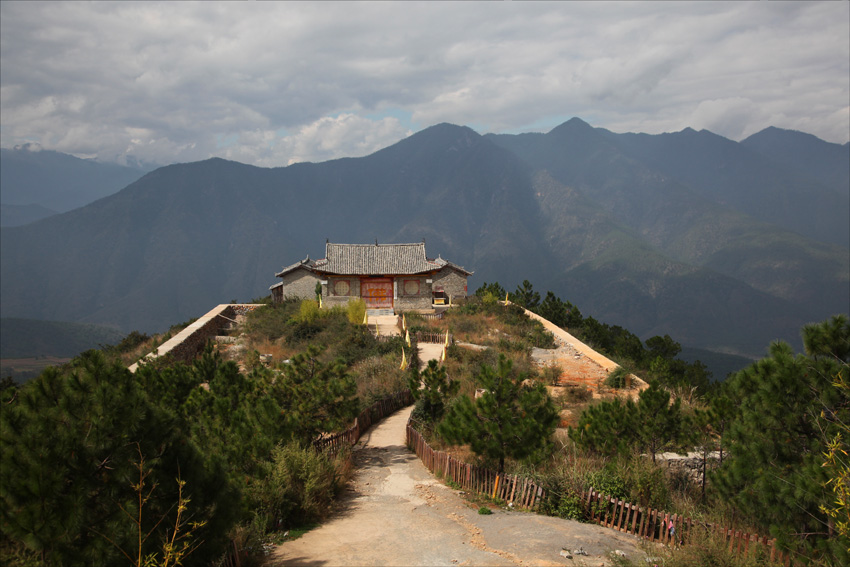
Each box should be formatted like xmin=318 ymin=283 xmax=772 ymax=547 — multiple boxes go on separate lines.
xmin=406 ymin=424 xmax=548 ymax=511
xmin=415 ymin=331 xmax=454 ymax=345
xmin=314 ymin=389 xmax=414 ymax=454
xmin=222 ymin=390 xmax=414 ymax=567
xmin=581 ymin=488 xmax=789 ymax=564
xmin=406 ymin=422 xmax=791 ymax=564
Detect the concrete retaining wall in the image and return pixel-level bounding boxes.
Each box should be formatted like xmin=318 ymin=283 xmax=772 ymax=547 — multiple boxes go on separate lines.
xmin=128 ymin=304 xmax=262 ymax=372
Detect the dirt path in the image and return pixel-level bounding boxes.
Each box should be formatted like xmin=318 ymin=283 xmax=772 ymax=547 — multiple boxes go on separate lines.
xmin=267 ymin=407 xmax=646 ymax=566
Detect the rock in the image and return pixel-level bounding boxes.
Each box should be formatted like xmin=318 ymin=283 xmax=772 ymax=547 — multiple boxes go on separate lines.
xmin=614 ymin=549 xmax=627 ymax=557
xmin=559 ymin=548 xmax=573 ymax=559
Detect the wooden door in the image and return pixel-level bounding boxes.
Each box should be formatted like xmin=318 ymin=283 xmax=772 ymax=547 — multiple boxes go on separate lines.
xmin=361 ymin=278 xmax=393 ymax=308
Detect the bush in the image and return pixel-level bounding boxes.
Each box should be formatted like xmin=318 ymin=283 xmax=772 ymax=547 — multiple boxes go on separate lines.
xmin=556 ymin=385 xmax=592 ymax=405
xmin=298 ymin=300 xmax=321 ymax=323
xmin=605 ymin=366 xmax=631 ymax=389
xmin=250 ymin=443 xmax=343 ymax=531
xmin=477 ymin=506 xmax=492 ymax=515
xmin=346 ymin=299 xmax=367 ymax=325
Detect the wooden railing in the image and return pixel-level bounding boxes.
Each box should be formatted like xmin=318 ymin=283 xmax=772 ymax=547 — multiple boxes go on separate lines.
xmin=415 ymin=331 xmax=453 ymax=345
xmin=406 ymin=424 xmax=547 ymax=511
xmin=581 ymin=488 xmax=789 ymax=564
xmin=314 ymin=389 xmax=414 ymax=454
xmin=406 ymin=421 xmax=791 ymax=564
xmin=223 ymin=390 xmax=414 ymax=566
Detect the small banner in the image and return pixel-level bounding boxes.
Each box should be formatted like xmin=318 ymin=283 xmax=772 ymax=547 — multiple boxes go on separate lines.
xmin=405 ymin=329 xmax=411 ymax=347
xmin=402 ymin=313 xmax=407 ymax=331
xmin=400 ymin=347 xmax=407 ymax=370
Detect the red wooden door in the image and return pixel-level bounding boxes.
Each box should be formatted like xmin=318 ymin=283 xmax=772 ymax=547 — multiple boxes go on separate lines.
xmin=361 ymin=278 xmax=393 ymax=308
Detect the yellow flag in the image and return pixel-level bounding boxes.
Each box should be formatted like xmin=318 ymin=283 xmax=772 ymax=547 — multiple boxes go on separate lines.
xmin=318 ymin=295 xmax=322 ymax=309
xmin=402 ymin=313 xmax=406 ymax=331
xmin=363 ymin=310 xmax=368 ymax=325
xmin=440 ymin=346 xmax=446 ymax=363
xmin=400 ymin=347 xmax=407 ymax=370
xmin=444 ymin=329 xmax=450 ymax=347
xmin=505 ymin=292 xmax=509 ymax=303
xmin=405 ymin=329 xmax=411 ymax=347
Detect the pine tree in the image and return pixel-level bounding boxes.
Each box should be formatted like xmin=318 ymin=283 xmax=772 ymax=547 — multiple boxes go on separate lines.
xmin=408 ymin=359 xmax=459 ymax=424
xmin=277 ymin=345 xmax=359 ymax=445
xmin=636 ymin=381 xmax=686 ymax=463
xmin=713 ymin=315 xmax=850 ymax=563
xmin=511 ymin=280 xmax=540 ymax=310
xmin=438 ymin=355 xmax=558 ymax=473
xmin=0 ymin=350 xmax=238 ymax=565
xmin=570 ymin=397 xmax=637 ymax=457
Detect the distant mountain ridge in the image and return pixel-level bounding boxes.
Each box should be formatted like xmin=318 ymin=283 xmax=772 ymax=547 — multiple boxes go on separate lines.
xmin=0 ymin=146 xmax=152 ymax=225
xmin=1 ymin=119 xmax=847 ymax=362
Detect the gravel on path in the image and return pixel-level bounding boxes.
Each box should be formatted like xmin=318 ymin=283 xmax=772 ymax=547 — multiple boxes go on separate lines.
xmin=267 ymin=407 xmax=648 ymax=566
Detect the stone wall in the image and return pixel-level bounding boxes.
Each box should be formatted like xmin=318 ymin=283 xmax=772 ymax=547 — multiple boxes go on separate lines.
xmin=273 ymin=268 xmax=321 ymax=302
xmin=324 ymin=276 xmax=361 ymax=308
xmin=395 ymin=275 xmax=431 ymax=310
xmin=128 ymin=304 xmax=261 ymax=372
xmin=433 ymin=268 xmax=468 ymax=301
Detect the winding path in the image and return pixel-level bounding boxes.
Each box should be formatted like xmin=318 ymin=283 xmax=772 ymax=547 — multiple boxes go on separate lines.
xmin=267 ymin=406 xmax=645 ymax=566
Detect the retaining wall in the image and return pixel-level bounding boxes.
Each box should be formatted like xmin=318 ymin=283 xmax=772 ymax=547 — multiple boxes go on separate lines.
xmin=128 ymin=304 xmax=262 ymax=372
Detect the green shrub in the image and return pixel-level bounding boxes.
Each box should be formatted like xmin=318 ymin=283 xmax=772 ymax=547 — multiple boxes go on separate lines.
xmin=605 ymin=366 xmax=631 ymax=389
xmin=557 ymin=493 xmax=584 ymax=521
xmin=477 ymin=506 xmax=492 ymax=515
xmin=346 ymin=299 xmax=367 ymax=325
xmin=557 ymin=385 xmax=592 ymax=405
xmin=584 ymin=466 xmax=628 ymax=499
xmin=298 ymin=300 xmax=321 ymax=323
xmin=250 ymin=443 xmax=343 ymax=531
xmin=540 ymin=364 xmax=563 ymax=385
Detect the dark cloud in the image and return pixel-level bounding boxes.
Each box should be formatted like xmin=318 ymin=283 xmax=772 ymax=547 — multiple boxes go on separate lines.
xmin=1 ymin=1 xmax=847 ymax=167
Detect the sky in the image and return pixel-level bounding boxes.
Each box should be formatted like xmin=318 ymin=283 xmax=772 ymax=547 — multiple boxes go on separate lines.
xmin=1 ymin=1 xmax=848 ymax=168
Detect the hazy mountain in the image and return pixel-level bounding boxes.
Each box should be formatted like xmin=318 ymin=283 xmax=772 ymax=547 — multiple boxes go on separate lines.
xmin=0 ymin=203 xmax=57 ymax=227
xmin=0 ymin=318 xmax=125 ymax=359
xmin=741 ymin=126 xmax=850 ymax=198
xmin=0 ymin=145 xmax=151 ymax=215
xmin=1 ymin=120 xmax=847 ymax=363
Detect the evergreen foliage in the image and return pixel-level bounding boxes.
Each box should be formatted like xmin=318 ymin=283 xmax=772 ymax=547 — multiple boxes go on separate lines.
xmin=409 ymin=360 xmax=460 ymax=424
xmin=249 ymin=443 xmax=343 ymax=532
xmin=713 ymin=315 xmax=850 ymax=563
xmin=0 ymin=350 xmax=238 ymax=565
xmin=570 ymin=380 xmax=688 ymax=462
xmin=511 ymin=280 xmax=541 ymax=309
xmin=276 ymin=345 xmax=359 ymax=445
xmin=438 ymin=354 xmax=558 ymax=472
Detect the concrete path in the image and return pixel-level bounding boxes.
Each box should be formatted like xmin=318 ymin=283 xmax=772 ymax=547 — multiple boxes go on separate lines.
xmin=268 ymin=407 xmax=645 ymax=566
xmin=370 ymin=314 xmax=401 ymax=337
xmin=417 ymin=343 xmax=445 ymax=368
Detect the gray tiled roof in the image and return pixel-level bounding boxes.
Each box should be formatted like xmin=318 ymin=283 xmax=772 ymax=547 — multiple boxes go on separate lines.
xmin=317 ymin=242 xmax=436 ymax=275
xmin=432 ymin=257 xmax=473 ymax=276
xmin=274 ymin=256 xmax=315 ymax=278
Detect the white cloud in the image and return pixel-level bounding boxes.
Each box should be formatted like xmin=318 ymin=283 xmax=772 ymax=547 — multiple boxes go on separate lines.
xmin=0 ymin=1 xmax=847 ymax=167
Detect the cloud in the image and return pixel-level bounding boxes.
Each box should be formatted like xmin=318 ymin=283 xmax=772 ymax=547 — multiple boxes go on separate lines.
xmin=1 ymin=1 xmax=847 ymax=167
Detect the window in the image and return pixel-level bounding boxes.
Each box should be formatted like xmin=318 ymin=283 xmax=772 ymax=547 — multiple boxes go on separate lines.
xmin=333 ymin=279 xmax=350 ymax=296
xmin=403 ymin=279 xmax=420 ymax=296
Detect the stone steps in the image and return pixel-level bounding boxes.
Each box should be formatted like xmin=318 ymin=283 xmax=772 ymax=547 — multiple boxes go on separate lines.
xmin=366 ymin=308 xmax=394 ymax=316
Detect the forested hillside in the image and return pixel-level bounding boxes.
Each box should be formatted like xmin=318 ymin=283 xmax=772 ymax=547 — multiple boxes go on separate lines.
xmin=1 ymin=120 xmax=847 ymax=360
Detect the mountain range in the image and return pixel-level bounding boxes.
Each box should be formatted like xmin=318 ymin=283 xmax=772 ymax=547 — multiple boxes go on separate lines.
xmin=1 ymin=119 xmax=847 ymax=362
xmin=0 ymin=145 xmax=150 ymax=226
